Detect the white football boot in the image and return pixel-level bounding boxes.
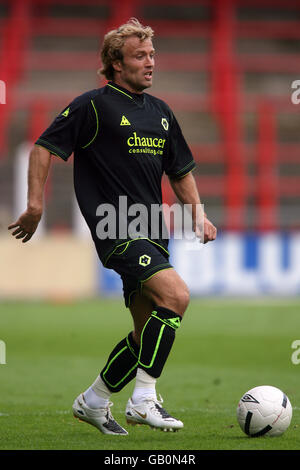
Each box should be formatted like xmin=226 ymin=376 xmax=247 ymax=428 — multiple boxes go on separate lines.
xmin=72 ymin=394 xmax=128 ymax=435
xmin=125 ymin=395 xmax=183 ymax=432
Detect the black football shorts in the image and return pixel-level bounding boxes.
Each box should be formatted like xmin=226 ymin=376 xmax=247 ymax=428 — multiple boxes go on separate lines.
xmin=106 ymin=239 xmax=173 ymax=307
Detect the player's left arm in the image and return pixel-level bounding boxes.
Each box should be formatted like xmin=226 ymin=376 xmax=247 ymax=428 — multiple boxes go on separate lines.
xmin=169 ymin=171 xmax=217 ymax=243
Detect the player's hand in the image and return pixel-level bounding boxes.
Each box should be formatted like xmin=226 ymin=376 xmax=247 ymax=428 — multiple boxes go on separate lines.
xmin=194 ymin=216 xmax=217 ymax=244
xmin=203 ymin=216 xmax=217 ymax=243
xmin=8 ymin=209 xmax=42 ymax=243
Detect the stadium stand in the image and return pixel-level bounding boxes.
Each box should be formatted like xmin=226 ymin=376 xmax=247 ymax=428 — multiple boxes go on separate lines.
xmin=0 ymin=0 xmax=300 ymax=234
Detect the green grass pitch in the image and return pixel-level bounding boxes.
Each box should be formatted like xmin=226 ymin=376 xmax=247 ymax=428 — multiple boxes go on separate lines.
xmin=0 ymin=297 xmax=299 ymax=450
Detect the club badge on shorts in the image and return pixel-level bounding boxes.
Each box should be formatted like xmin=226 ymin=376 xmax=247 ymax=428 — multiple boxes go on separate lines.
xmin=139 ymin=255 xmax=151 ymax=267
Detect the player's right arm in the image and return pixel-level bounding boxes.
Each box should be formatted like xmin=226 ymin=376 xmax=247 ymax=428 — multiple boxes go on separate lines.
xmin=8 ymin=145 xmax=51 ymax=243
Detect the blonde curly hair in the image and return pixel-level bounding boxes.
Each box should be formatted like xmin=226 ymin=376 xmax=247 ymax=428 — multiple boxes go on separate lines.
xmin=99 ymin=18 xmax=154 ymax=81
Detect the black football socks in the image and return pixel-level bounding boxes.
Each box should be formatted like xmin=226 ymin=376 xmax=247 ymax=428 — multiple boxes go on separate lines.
xmin=138 ymin=306 xmax=181 ymax=378
xmin=100 ymin=307 xmax=182 ymax=392
xmin=100 ymin=331 xmax=139 ymax=392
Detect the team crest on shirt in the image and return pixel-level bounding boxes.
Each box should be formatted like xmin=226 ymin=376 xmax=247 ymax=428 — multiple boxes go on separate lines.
xmin=161 ymin=118 xmax=169 ymax=131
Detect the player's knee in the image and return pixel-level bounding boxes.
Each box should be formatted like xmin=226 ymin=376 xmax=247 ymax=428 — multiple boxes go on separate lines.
xmin=174 ymin=283 xmax=190 ymax=316
xmin=143 ymin=269 xmax=190 ymax=316
xmin=157 ymin=281 xmax=190 ymax=316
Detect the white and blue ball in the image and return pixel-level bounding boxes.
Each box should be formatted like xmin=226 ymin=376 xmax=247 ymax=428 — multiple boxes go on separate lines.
xmin=237 ymin=385 xmax=292 ymax=437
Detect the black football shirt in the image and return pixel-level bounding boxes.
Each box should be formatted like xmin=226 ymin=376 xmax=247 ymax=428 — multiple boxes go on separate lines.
xmin=35 ymin=82 xmax=196 ymax=265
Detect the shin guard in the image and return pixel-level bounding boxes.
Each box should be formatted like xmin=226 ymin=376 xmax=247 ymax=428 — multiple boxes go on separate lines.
xmin=100 ymin=332 xmax=139 ymax=392
xmin=138 ymin=306 xmax=182 ymax=378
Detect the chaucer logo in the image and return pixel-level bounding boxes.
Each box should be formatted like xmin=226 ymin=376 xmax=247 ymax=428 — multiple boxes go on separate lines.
xmin=127 ymin=132 xmax=166 ymax=156
xmin=127 ymin=132 xmax=166 ymax=149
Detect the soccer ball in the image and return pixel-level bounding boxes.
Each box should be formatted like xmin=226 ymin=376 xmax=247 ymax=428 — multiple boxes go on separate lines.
xmin=237 ymin=385 xmax=292 ymax=437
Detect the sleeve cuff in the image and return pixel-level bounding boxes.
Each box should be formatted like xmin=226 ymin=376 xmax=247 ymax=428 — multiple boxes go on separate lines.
xmin=168 ymin=160 xmax=196 ymax=179
xmin=35 ymin=139 xmax=69 ymax=161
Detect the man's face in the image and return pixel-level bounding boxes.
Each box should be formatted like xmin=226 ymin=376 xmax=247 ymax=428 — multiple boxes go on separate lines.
xmin=113 ymin=36 xmax=155 ymax=93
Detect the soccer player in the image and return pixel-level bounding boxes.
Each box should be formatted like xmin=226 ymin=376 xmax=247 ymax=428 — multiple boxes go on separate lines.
xmin=9 ymin=19 xmax=217 ymax=435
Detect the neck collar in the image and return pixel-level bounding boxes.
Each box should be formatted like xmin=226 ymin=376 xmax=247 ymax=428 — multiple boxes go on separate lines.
xmin=107 ymin=82 xmax=145 ymax=104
